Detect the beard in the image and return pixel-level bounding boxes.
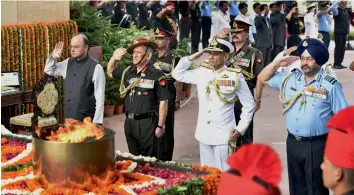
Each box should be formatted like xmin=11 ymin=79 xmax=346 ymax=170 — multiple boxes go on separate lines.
xmin=301 ymin=65 xmax=320 ymax=76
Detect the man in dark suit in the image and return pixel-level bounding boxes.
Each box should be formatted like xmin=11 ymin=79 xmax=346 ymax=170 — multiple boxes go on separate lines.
xmin=270 ymin=1 xmax=286 ymax=61
xmin=255 ymin=4 xmax=273 ymax=66
xmin=332 ymin=1 xmax=350 ymax=69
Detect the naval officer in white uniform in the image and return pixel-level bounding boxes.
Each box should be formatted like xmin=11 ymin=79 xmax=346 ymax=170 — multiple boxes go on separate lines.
xmin=172 ymin=38 xmax=255 ymax=171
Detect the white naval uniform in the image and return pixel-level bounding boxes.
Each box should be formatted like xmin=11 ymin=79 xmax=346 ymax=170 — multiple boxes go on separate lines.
xmin=274 ymin=51 xmax=338 ymax=80
xmin=172 ymin=57 xmax=255 ymax=171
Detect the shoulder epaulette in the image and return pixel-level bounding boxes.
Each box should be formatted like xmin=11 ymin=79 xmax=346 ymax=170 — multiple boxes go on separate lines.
xmin=248 ymin=46 xmax=259 ymax=53
xmin=323 ymin=75 xmax=337 ymax=85
xmin=158 ymin=75 xmax=166 ymax=81
xmin=226 ymin=67 xmax=241 ymax=73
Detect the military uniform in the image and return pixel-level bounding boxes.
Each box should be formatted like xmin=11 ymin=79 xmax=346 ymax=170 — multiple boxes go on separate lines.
xmin=172 ymin=38 xmax=254 ymax=171
xmin=324 ymin=106 xmax=354 ymax=195
xmin=149 ymin=29 xmax=180 ymax=161
xmin=227 ymin=19 xmax=264 ymax=147
xmin=267 ymin=39 xmax=348 ymax=195
xmin=286 ymin=2 xmax=302 ymax=48
xmin=112 ymin=39 xmax=169 ymax=159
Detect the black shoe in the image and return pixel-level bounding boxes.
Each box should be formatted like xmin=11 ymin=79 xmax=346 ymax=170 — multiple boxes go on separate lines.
xmin=333 ymin=64 xmax=347 ymax=69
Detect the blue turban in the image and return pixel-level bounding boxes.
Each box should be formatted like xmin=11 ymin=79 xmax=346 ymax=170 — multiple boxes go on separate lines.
xmin=297 ymin=38 xmax=329 ymax=66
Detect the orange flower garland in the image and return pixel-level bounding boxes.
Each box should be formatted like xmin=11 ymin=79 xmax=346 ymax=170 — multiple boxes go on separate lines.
xmin=2 ymin=178 xmax=42 ymax=192
xmin=192 ymin=164 xmax=221 ymax=195
xmin=1 ymin=21 xmax=77 ymax=117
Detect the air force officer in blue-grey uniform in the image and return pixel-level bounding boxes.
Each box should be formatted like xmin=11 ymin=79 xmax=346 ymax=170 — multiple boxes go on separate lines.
xmin=258 ymin=38 xmax=348 ymax=195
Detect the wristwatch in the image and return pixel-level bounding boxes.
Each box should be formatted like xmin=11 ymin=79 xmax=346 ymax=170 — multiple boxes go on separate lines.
xmin=255 ymin=99 xmax=262 ymax=103
xmin=157 ymin=125 xmax=165 ymax=129
xmin=176 ymin=100 xmax=181 ymax=104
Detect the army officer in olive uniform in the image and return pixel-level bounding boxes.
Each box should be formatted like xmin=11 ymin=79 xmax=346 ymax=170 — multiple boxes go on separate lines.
xmin=107 ymin=37 xmax=169 ymax=159
xmin=217 ymin=18 xmax=264 ymax=148
xmin=149 ymin=28 xmax=181 ymax=161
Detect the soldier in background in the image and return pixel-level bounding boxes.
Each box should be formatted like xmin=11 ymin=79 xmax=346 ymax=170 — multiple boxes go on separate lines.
xmin=217 ymin=18 xmax=264 ymax=149
xmin=150 ymin=28 xmax=181 ymax=161
xmin=286 ymin=1 xmax=302 ymax=48
xmin=271 ymin=1 xmax=286 ymax=60
xmin=321 ymin=106 xmax=354 ymax=195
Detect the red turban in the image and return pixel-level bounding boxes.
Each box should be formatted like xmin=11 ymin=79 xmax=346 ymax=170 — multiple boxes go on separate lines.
xmin=325 ymin=106 xmax=354 ymax=169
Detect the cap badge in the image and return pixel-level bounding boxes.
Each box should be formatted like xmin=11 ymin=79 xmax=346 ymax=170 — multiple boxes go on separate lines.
xmin=155 ymin=28 xmax=160 ymax=34
xmin=303 ymin=41 xmax=308 ymax=47
xmin=210 ymin=38 xmax=218 ymax=47
xmin=233 ymin=22 xmax=238 ymax=29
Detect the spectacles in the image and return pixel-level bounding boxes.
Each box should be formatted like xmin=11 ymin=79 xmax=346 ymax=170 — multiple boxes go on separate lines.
xmin=69 ymin=45 xmax=84 ymax=50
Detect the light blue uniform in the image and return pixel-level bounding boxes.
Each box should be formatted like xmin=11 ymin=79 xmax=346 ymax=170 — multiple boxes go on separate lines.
xmin=268 ymin=69 xmax=348 ymax=137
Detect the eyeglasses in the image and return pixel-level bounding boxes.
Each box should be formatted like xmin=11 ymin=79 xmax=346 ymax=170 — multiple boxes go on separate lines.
xmin=69 ymin=45 xmax=84 ymax=50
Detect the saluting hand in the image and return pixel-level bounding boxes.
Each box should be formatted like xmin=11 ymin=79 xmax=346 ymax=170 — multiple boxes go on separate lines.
xmin=216 ymin=28 xmax=230 ymax=38
xmin=187 ymin=49 xmax=205 ymax=61
xmin=276 ymin=56 xmax=299 ymax=67
xmin=112 ymin=48 xmax=127 ymax=61
xmin=52 ymin=41 xmax=64 ymax=61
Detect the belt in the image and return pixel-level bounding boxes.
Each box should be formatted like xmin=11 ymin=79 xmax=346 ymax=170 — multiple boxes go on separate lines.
xmin=125 ymin=111 xmax=157 ymax=120
xmin=288 ymin=132 xmax=327 ymax=142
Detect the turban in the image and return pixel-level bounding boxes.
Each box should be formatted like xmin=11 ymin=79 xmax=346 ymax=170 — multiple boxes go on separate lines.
xmin=325 ymin=106 xmax=354 ymax=169
xmin=217 ymin=144 xmax=282 ymax=195
xmin=297 ymin=38 xmax=329 ymax=65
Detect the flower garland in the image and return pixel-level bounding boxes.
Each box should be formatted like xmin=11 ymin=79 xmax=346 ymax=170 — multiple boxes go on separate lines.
xmin=116 ymin=160 xmax=137 ymax=173
xmin=1 ymin=143 xmax=32 ymax=168
xmin=6 ymin=26 xmax=10 ymax=72
xmin=1 ymin=21 xmax=78 ymax=117
xmin=192 ymin=164 xmax=221 ymax=195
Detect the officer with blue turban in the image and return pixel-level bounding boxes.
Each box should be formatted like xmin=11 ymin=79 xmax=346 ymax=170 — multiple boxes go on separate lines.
xmin=258 ymin=38 xmax=348 ymax=195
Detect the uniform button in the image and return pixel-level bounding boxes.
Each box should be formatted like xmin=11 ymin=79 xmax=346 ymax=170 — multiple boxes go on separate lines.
xmin=296 ymin=130 xmax=298 ymax=132
xmin=207 ymin=121 xmax=210 ymax=124
xmin=69 ymin=91 xmax=72 ymax=93
xmin=296 ymin=118 xmax=298 ymax=121
xmin=72 ymin=82 xmax=74 ymax=84
xmin=208 ymin=110 xmax=211 ymax=113
xmin=68 ymin=108 xmax=71 ymax=111
xmin=68 ymin=99 xmax=70 ymax=102
xmin=74 ymin=73 xmax=76 ymax=76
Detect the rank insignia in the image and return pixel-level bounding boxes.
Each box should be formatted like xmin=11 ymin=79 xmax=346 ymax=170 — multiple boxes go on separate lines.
xmin=257 ymin=58 xmax=262 ymax=63
xmin=221 ymin=74 xmax=229 ymax=78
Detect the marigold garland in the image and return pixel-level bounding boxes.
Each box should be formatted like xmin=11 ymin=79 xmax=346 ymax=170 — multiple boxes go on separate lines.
xmin=6 ymin=26 xmax=11 ymax=72
xmin=192 ymin=164 xmax=221 ymax=195
xmin=1 ymin=21 xmax=77 ymax=119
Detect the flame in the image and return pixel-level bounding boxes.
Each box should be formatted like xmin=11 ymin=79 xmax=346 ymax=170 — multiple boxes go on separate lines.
xmin=39 ymin=117 xmax=104 ymax=143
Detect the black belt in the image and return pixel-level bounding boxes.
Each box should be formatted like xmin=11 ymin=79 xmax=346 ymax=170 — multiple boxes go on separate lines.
xmin=288 ymin=132 xmax=327 ymax=142
xmin=125 ymin=111 xmax=157 ymax=120
xmin=288 ymin=34 xmax=300 ymax=37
